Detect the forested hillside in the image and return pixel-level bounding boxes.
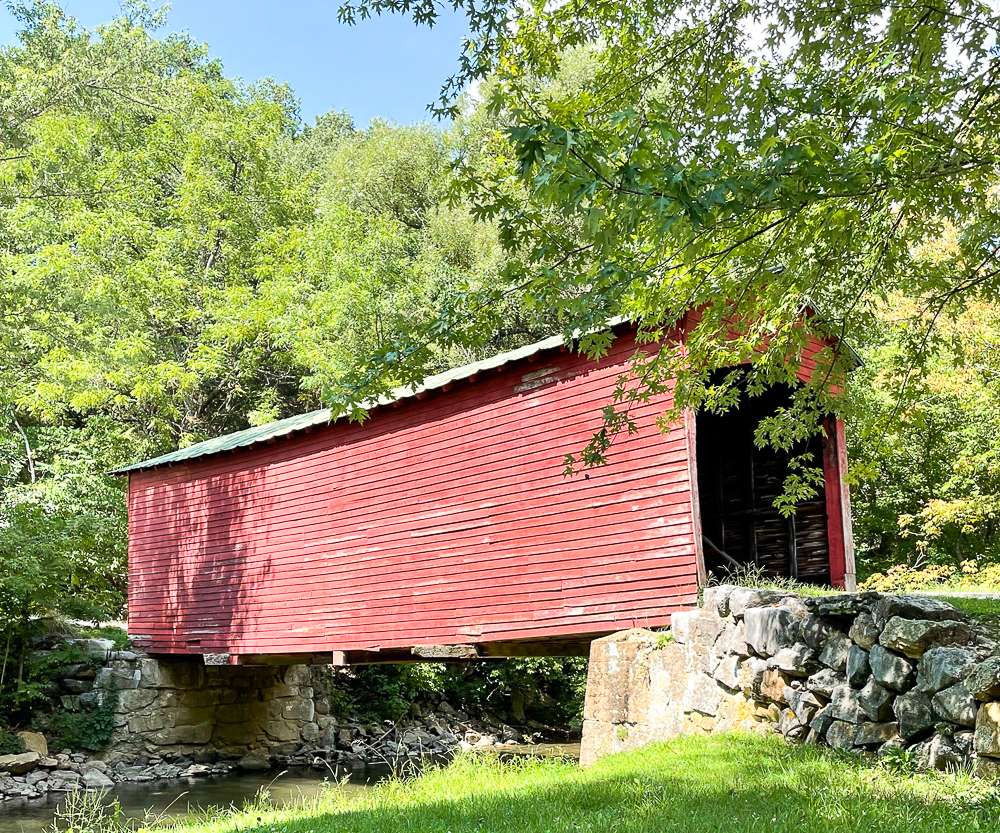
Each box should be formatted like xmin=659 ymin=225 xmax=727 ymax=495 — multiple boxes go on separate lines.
xmin=1 ymin=2 xmax=998 ymax=644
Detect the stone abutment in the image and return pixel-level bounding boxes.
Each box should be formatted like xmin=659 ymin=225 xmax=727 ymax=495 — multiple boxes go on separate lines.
xmin=581 ymin=587 xmax=1000 ymax=776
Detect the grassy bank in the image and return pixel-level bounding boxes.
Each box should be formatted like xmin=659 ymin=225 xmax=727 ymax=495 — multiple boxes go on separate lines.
xmin=120 ymin=734 xmax=1000 ymax=833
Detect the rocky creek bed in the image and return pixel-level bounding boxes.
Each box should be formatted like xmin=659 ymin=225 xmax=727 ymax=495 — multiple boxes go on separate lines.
xmin=0 ymin=710 xmax=559 ymax=802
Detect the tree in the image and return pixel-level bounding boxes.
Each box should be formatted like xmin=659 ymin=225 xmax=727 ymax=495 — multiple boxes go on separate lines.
xmin=851 ymin=293 xmax=1000 ymax=572
xmin=336 ymin=0 xmax=1000 ymax=471
xmin=0 ymin=2 xmax=313 ymax=641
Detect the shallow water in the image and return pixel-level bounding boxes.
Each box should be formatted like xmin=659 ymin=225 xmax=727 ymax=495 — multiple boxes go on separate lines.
xmin=0 ymin=764 xmax=384 ymax=833
xmin=0 ymin=744 xmax=580 ymax=833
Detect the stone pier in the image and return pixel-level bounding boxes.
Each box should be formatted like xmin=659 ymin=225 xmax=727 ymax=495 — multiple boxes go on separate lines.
xmin=581 ymin=587 xmax=1000 ymax=776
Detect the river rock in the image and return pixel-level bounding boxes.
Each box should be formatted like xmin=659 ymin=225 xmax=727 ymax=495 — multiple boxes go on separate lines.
xmin=966 ymin=656 xmax=1000 ymax=701
xmin=744 ymin=606 xmax=799 ymax=657
xmin=846 ymin=646 xmax=870 ymax=687
xmin=858 ymin=677 xmax=894 ymax=722
xmin=237 ymin=751 xmax=270 ymax=772
xmin=869 ymin=645 xmax=915 ymax=691
xmin=16 ymin=732 xmax=47 ymax=756
xmin=894 ymin=690 xmax=935 ymax=740
xmin=849 ymin=613 xmax=880 ymax=650
xmin=48 ymin=770 xmax=81 ymax=791
xmin=879 ymin=617 xmax=973 ymax=659
xmin=0 ymin=752 xmax=40 ymax=775
xmin=818 ymin=632 xmax=853 ymax=671
xmin=82 ymin=769 xmax=115 ymax=789
xmin=932 ymin=682 xmax=977 ymax=727
xmin=916 ymin=646 xmax=977 ymax=694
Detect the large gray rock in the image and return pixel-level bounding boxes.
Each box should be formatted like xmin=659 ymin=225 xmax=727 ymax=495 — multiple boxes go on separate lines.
xmin=966 ymin=656 xmax=1000 ymax=701
xmin=879 ymin=617 xmax=973 ymax=659
xmin=916 ymin=646 xmax=977 ymax=694
xmin=855 ymin=721 xmax=899 ymax=747
xmin=869 ymin=645 xmax=915 ymax=691
xmin=806 ymin=668 xmax=846 ymax=699
xmin=81 ymin=769 xmax=115 ymax=789
xmin=714 ymin=621 xmax=749 ymax=658
xmin=728 ymin=588 xmax=785 ymax=618
xmin=858 ymin=677 xmax=894 ymax=722
xmin=828 ymin=684 xmax=865 ymax=723
xmin=894 ymin=690 xmax=936 ymax=739
xmin=714 ymin=655 xmax=741 ymax=690
xmin=785 ymin=687 xmax=822 ymax=724
xmin=800 ymin=616 xmax=835 ymax=652
xmin=769 ymin=643 xmax=818 ymax=676
xmin=849 ymin=613 xmax=880 ymax=650
xmin=778 ymin=708 xmax=808 ymax=739
xmin=48 ymin=770 xmax=81 ymax=792
xmin=702 ymin=585 xmax=737 ymax=617
xmin=684 ymin=672 xmax=724 ymax=716
xmin=16 ymin=732 xmax=47 ymax=756
xmin=744 ymin=606 xmax=800 ymax=657
xmin=846 ymin=646 xmax=870 ymax=687
xmin=974 ymin=702 xmax=1000 ymax=758
xmin=932 ymin=682 xmax=977 ymax=727
xmin=809 ymin=704 xmax=834 ymax=735
xmin=237 ymin=751 xmax=270 ymax=771
xmin=0 ymin=753 xmax=40 ymax=775
xmin=827 ymin=720 xmax=857 ymax=749
xmin=871 ymin=595 xmax=963 ymax=630
xmin=810 ymin=594 xmax=875 ymax=618
xmin=818 ymin=632 xmax=853 ymax=671
xmin=925 ymin=733 xmax=965 ymax=771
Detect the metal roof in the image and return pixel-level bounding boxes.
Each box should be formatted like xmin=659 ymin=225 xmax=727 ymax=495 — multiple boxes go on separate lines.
xmin=111 ymin=312 xmax=859 ymax=475
xmin=110 ymin=327 xmax=586 ymax=475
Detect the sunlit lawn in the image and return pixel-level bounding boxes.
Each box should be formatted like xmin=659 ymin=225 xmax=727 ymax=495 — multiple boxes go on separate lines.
xmin=156 ymin=733 xmax=1000 ymax=833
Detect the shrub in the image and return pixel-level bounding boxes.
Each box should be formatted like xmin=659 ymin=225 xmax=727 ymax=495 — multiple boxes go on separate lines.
xmin=0 ymin=728 xmax=25 ymax=754
xmin=47 ymin=684 xmax=118 ymax=751
xmin=860 ymin=559 xmax=1000 ymax=593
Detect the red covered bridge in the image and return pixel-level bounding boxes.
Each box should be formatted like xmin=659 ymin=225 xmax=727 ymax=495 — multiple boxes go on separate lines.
xmin=117 ymin=316 xmax=855 ymax=665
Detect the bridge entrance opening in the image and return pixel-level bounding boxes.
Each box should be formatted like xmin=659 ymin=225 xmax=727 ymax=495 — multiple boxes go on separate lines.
xmin=695 ymin=384 xmax=832 ymax=585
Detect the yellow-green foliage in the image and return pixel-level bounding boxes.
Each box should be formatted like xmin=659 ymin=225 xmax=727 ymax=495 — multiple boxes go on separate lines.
xmin=860 ymin=559 xmax=1000 ymax=594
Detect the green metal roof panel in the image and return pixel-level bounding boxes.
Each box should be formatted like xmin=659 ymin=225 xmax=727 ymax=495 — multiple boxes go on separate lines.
xmin=111 ymin=328 xmax=579 ymax=475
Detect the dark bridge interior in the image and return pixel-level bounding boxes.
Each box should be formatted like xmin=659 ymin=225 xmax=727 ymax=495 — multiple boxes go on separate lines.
xmin=696 ymin=384 xmax=831 ymax=585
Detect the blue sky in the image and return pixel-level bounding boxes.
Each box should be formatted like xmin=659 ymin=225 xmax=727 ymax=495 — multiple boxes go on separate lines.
xmin=0 ymin=1 xmax=471 ymax=127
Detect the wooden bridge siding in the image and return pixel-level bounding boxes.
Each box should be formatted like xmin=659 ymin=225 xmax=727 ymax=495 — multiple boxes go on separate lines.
xmin=126 ymin=333 xmax=700 ymax=656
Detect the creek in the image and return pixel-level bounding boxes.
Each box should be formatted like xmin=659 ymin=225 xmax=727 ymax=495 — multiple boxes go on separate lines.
xmin=0 ymin=744 xmax=580 ymax=833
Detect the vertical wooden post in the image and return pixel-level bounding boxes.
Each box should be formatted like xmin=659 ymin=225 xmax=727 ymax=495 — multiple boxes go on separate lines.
xmin=684 ymin=408 xmax=707 ymax=586
xmin=822 ymin=417 xmax=856 ymax=590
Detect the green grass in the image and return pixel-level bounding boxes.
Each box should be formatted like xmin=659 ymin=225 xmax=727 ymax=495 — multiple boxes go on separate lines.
xmin=143 ymin=734 xmax=1000 ymax=833
xmin=929 ymin=595 xmax=1000 ymax=640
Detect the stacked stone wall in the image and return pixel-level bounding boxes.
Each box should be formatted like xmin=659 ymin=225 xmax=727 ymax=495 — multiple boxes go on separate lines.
xmin=581 ymin=587 xmax=1000 ymax=775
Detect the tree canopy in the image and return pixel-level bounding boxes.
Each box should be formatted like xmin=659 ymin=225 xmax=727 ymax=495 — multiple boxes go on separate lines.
xmin=337 ymin=0 xmax=1000 ymax=463
xmin=1 ymin=0 xmax=999 ymax=652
